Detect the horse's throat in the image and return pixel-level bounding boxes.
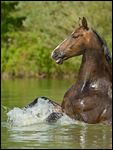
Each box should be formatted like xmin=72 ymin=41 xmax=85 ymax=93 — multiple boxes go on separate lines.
xmin=78 ymin=51 xmax=111 ymax=82
xmin=76 ymin=51 xmax=112 ymax=92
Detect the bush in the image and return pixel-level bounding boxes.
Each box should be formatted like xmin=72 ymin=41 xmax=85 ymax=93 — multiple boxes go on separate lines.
xmin=1 ymin=1 xmax=112 ymax=78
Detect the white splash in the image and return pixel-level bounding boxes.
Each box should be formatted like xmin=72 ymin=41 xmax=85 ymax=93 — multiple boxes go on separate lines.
xmin=7 ymin=98 xmax=55 ymax=127
xmin=57 ymin=113 xmax=80 ymax=125
xmin=7 ymin=97 xmax=77 ymax=127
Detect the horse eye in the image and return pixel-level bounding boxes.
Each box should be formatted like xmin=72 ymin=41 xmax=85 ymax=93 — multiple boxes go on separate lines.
xmin=72 ymin=35 xmax=79 ymax=39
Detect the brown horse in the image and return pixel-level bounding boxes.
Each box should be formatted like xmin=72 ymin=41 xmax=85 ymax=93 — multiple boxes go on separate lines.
xmin=51 ymin=17 xmax=112 ymax=125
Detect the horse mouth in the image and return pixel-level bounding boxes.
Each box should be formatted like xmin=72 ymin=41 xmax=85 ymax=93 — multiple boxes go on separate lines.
xmin=51 ymin=51 xmax=67 ymax=65
xmin=56 ymin=56 xmax=68 ymax=64
xmin=56 ymin=58 xmax=64 ymax=64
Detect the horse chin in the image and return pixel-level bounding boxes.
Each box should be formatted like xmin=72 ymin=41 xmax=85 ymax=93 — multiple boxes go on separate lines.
xmin=56 ymin=58 xmax=63 ymax=65
xmin=55 ymin=56 xmax=69 ymax=64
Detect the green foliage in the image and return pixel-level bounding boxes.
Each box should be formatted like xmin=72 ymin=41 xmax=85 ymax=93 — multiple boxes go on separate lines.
xmin=1 ymin=1 xmax=112 ymax=78
xmin=1 ymin=1 xmax=24 ymax=41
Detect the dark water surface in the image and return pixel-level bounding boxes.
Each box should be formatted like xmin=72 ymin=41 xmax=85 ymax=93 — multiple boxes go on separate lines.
xmin=1 ymin=79 xmax=112 ymax=149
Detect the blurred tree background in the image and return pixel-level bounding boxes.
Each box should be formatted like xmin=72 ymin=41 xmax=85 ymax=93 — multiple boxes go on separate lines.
xmin=1 ymin=1 xmax=112 ymax=79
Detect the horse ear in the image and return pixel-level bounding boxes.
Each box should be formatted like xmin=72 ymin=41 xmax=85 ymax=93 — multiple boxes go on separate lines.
xmin=79 ymin=17 xmax=82 ymax=26
xmin=82 ymin=17 xmax=88 ymax=30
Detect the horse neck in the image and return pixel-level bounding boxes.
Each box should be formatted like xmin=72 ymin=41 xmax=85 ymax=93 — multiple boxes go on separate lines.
xmin=77 ymin=48 xmax=112 ymax=84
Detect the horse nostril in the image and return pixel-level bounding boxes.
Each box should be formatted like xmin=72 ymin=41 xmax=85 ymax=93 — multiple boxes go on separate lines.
xmin=51 ymin=51 xmax=58 ymax=59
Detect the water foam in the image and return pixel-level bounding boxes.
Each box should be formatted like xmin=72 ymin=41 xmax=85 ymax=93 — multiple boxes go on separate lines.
xmin=7 ymin=97 xmax=55 ymax=126
xmin=7 ymin=97 xmax=77 ymax=127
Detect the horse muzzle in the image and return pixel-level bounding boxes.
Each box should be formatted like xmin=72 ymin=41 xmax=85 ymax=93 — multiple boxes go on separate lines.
xmin=51 ymin=49 xmax=65 ymax=64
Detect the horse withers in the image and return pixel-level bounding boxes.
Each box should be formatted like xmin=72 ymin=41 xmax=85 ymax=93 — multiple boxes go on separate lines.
xmin=51 ymin=17 xmax=112 ymax=125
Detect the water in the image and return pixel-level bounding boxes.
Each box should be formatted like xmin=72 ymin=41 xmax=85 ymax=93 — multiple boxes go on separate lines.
xmin=1 ymin=79 xmax=112 ymax=149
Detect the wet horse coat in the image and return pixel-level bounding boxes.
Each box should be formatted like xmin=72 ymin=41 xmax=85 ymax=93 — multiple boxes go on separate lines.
xmin=51 ymin=17 xmax=112 ymax=125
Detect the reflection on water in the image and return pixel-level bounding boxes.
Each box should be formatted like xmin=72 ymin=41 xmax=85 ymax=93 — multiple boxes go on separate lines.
xmin=1 ymin=79 xmax=112 ymax=149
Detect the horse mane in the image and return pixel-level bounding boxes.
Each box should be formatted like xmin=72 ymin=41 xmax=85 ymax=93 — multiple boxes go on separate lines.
xmin=92 ymin=29 xmax=112 ymax=64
